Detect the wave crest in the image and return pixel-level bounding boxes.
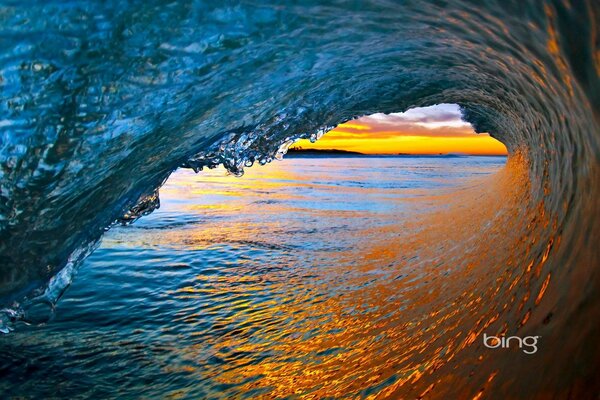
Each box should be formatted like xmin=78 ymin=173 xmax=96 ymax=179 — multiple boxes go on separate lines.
xmin=0 ymin=1 xmax=598 ymax=396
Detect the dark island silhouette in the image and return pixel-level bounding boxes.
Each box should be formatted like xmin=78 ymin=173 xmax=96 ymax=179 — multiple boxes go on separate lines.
xmin=286 ymin=147 xmax=365 ymax=157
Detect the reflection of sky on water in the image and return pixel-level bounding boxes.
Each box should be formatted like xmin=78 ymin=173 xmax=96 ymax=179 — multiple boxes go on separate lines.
xmin=4 ymin=156 xmax=536 ymax=399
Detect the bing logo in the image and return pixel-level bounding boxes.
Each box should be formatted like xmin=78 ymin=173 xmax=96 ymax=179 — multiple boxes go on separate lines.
xmin=483 ymin=333 xmax=540 ymax=354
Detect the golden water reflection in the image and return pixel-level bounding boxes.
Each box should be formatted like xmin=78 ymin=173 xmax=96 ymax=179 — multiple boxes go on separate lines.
xmin=114 ymin=156 xmax=558 ymax=398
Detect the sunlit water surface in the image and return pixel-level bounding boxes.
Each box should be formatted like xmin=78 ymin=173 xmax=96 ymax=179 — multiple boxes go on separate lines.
xmin=1 ymin=156 xmax=507 ymax=398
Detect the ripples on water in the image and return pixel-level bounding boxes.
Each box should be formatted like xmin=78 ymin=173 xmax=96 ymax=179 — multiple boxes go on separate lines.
xmin=1 ymin=157 xmax=514 ymax=398
xmin=1 ymin=1 xmax=599 ymax=398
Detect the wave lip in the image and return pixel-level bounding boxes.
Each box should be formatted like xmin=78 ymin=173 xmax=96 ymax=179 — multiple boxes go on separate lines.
xmin=0 ymin=1 xmax=599 ymax=397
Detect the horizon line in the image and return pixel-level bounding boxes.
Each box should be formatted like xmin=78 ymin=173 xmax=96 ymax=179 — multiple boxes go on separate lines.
xmin=287 ymin=148 xmax=508 ymax=157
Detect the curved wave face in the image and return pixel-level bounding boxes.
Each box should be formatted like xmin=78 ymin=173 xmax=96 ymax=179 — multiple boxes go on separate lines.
xmin=0 ymin=1 xmax=598 ymax=398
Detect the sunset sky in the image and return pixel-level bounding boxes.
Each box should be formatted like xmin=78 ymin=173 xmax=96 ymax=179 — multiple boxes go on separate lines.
xmin=294 ymin=104 xmax=507 ymax=155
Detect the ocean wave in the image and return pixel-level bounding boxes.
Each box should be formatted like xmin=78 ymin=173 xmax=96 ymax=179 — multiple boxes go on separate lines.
xmin=0 ymin=1 xmax=598 ymax=397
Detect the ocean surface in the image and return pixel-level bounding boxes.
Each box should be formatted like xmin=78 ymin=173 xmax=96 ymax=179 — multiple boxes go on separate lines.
xmin=1 ymin=2 xmax=598 ymax=397
xmin=0 ymin=156 xmax=507 ymax=398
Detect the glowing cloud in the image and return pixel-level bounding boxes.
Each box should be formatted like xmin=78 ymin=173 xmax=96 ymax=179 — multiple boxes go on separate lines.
xmin=293 ymin=104 xmax=507 ymax=155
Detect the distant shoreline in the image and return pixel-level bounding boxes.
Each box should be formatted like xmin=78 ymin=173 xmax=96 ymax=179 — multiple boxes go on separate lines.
xmin=285 ymin=148 xmax=507 ymax=158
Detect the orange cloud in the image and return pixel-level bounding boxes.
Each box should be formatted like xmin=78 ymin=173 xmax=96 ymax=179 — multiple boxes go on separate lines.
xmin=294 ymin=105 xmax=507 ymax=156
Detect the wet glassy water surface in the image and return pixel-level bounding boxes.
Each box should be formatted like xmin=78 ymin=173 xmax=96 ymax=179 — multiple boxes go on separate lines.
xmin=2 ymin=156 xmax=508 ymax=398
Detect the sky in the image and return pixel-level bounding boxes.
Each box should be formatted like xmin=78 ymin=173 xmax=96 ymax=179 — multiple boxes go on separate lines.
xmin=293 ymin=104 xmax=507 ymax=155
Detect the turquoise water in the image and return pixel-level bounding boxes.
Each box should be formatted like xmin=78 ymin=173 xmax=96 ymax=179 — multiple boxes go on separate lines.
xmin=0 ymin=156 xmax=506 ymax=398
xmin=1 ymin=2 xmax=598 ymax=397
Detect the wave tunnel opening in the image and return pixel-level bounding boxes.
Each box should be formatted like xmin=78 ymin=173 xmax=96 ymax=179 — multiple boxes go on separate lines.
xmin=0 ymin=1 xmax=598 ymax=398
xmin=289 ymin=104 xmax=508 ymax=158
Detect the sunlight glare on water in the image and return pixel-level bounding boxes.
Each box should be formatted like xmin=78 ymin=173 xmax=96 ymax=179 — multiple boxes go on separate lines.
xmin=0 ymin=156 xmax=511 ymax=398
